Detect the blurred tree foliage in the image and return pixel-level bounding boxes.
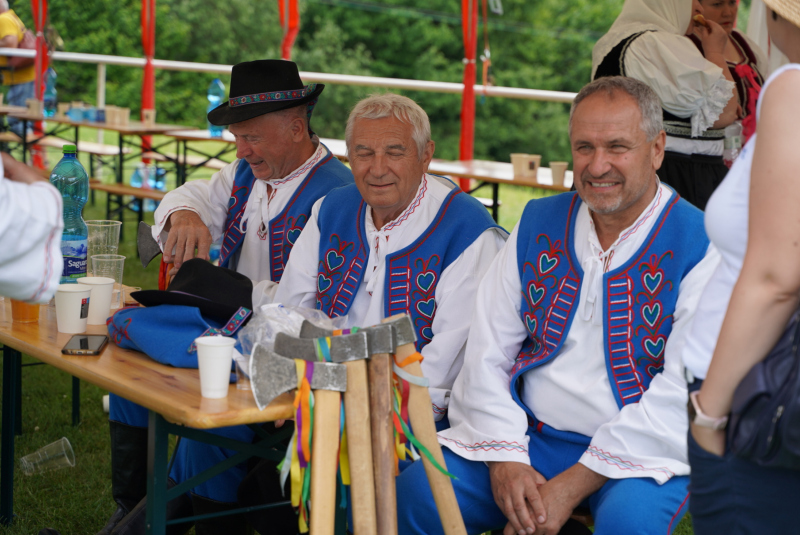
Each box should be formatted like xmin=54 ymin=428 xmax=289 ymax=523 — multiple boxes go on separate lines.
xmin=8 ymin=0 xmax=629 ymax=163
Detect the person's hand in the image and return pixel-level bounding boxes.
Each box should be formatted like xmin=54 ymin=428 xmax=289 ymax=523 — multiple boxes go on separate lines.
xmin=2 ymin=153 xmax=47 ymax=184
xmin=488 ymin=461 xmax=547 ymax=535
xmin=529 ymin=477 xmax=584 ymax=535
xmin=162 ymin=210 xmax=212 ymax=269
xmin=695 ymin=19 xmax=729 ymax=57
xmin=690 ymin=422 xmax=726 ymax=457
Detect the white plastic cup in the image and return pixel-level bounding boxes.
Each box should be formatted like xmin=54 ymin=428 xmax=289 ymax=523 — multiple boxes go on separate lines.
xmin=77 ymin=277 xmax=115 ymax=325
xmin=195 ymin=336 xmax=236 ymax=399
xmin=54 ymin=284 xmax=92 ymax=334
xmin=20 ymin=437 xmax=75 ymax=476
xmin=549 ymin=162 xmax=569 ymax=187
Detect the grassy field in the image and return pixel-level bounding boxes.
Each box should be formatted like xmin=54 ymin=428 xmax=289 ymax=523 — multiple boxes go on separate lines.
xmin=0 ymin=137 xmax=694 ymax=534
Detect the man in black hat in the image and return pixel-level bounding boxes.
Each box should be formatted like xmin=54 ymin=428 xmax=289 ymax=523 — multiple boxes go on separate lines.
xmin=99 ymin=60 xmax=353 ymax=535
xmin=152 ymin=59 xmax=352 ymax=298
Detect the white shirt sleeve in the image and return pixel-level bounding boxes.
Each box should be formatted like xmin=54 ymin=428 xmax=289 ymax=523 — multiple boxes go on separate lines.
xmin=438 ymin=223 xmax=533 ymax=464
xmin=424 ymin=227 xmax=507 ymax=419
xmin=579 ymin=244 xmax=721 ymax=484
xmin=625 ymin=32 xmax=736 ymax=137
xmin=152 ymin=160 xmax=241 ymax=249
xmin=0 ymin=177 xmax=63 ymax=302
xmin=267 ymin=197 xmax=324 ymax=310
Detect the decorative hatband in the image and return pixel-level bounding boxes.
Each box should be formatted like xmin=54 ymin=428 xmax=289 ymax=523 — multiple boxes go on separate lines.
xmin=229 ymin=84 xmax=317 ymax=107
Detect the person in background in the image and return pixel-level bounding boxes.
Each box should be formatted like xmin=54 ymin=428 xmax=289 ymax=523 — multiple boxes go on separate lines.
xmin=691 ymin=0 xmax=768 ymax=141
xmin=592 ymin=0 xmax=739 ymax=211
xmin=682 ymin=0 xmax=800 ymax=532
xmin=0 ymin=152 xmax=62 ymax=302
xmin=0 ymin=0 xmax=34 ymax=137
xmin=396 ymin=76 xmax=719 ymax=535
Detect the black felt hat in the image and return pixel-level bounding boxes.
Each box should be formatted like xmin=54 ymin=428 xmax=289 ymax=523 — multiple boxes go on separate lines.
xmin=207 ymin=59 xmax=324 ymax=126
xmin=131 ymin=259 xmax=253 ymax=323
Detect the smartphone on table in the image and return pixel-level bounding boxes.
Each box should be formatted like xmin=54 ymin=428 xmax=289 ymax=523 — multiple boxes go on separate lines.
xmin=61 ymin=335 xmax=109 ymax=356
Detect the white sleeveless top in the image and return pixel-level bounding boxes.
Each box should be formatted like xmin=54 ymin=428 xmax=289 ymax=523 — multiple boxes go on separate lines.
xmin=682 ymin=63 xmax=800 ymax=379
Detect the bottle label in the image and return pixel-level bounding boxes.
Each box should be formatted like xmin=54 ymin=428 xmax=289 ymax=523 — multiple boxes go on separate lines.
xmin=61 ymin=239 xmax=87 ymax=281
xmin=724 ymin=135 xmax=742 ymax=150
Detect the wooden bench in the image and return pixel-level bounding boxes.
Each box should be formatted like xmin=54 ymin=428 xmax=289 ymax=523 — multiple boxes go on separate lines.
xmin=89 ymin=180 xmax=166 ymax=230
xmin=142 ymin=151 xmax=228 ymax=170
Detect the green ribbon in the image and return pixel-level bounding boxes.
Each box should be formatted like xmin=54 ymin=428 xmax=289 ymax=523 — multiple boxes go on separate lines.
xmin=394 ymin=405 xmax=456 ymax=479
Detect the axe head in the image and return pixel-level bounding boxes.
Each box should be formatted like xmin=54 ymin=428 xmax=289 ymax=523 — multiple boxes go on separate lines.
xmin=383 ymin=314 xmax=417 ymax=347
xmin=329 ymin=331 xmax=368 ymax=363
xmin=274 ymin=332 xmax=316 ymax=360
xmin=137 ymin=221 xmax=163 ymax=268
xmin=275 ymin=331 xmax=369 ymax=364
xmin=250 ymin=343 xmax=300 ymax=409
xmin=365 ymin=323 xmax=396 ymax=355
xmin=251 ymin=343 xmax=347 ymax=409
xmin=299 ymin=320 xmax=333 ymax=339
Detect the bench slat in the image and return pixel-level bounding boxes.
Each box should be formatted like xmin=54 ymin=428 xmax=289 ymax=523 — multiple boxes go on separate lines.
xmin=90 ymin=180 xmax=166 ymax=201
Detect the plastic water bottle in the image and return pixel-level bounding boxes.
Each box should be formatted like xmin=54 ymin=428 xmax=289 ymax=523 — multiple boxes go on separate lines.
xmin=144 ymin=165 xmax=167 ymax=212
xmin=723 ymin=121 xmax=743 ymax=168
xmin=43 ymin=68 xmax=57 ymax=118
xmin=129 ymin=163 xmax=145 ymax=212
xmin=207 ymin=79 xmax=225 ymax=138
xmin=50 ymin=145 xmax=88 ymax=283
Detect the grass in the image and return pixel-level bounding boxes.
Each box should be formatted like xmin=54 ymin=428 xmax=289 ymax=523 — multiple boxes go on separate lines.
xmin=1 ymin=136 xmax=694 ymax=534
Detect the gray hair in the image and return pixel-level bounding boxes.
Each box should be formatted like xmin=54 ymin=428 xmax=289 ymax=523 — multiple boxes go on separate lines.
xmin=0 ymin=0 xmax=9 ymax=11
xmin=569 ymin=77 xmax=663 ymax=142
xmin=346 ymin=93 xmax=431 ymax=159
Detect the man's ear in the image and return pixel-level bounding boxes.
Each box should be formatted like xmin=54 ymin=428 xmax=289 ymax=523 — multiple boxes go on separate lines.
xmin=289 ymin=115 xmax=308 ymax=142
xmin=651 ymin=130 xmax=666 ymax=171
xmin=421 ymin=140 xmax=435 ymax=171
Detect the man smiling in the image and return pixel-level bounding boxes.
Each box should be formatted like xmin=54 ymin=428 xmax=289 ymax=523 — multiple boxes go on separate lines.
xmin=270 ymin=93 xmax=507 ymax=417
xmin=396 ymin=77 xmax=719 ymax=535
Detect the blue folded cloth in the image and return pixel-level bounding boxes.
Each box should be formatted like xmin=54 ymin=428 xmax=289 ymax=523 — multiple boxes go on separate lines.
xmin=107 ymin=304 xmax=243 ymax=369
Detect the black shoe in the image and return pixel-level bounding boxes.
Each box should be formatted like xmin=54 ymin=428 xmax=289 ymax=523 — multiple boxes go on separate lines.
xmin=191 ymin=495 xmax=249 ymax=535
xmin=110 ymin=479 xmax=193 ymax=535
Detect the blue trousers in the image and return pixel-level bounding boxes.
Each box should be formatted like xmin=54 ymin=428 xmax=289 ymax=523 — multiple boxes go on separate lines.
xmin=6 ymin=81 xmax=33 ymax=137
xmin=109 ymin=394 xmax=252 ymax=503
xmin=397 ymin=428 xmax=689 ymax=535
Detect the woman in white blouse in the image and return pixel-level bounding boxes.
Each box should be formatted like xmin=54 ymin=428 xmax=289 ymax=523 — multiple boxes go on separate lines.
xmin=681 ymin=0 xmax=800 ymax=531
xmin=592 ymin=0 xmax=739 ymax=210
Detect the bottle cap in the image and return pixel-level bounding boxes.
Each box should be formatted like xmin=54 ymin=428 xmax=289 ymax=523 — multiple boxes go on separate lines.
xmin=63 ymin=144 xmax=77 ymax=153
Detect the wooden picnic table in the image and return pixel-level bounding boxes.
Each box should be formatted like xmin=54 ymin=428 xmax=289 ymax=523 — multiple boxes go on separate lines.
xmin=161 ymin=129 xmax=236 ymax=184
xmin=0 ymin=299 xmax=293 ymax=533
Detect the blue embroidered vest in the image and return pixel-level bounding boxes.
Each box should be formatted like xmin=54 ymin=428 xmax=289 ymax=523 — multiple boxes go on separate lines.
xmin=219 ymin=145 xmax=353 ymax=281
xmin=315 ymin=177 xmax=501 ymax=350
xmin=510 ymin=191 xmax=708 ymax=417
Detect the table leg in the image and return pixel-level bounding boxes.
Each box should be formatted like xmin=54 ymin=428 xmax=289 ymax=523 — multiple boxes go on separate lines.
xmin=1 ymin=347 xmax=21 ymax=526
xmin=14 ymin=358 xmax=21 ymax=436
xmin=492 ymin=183 xmax=500 ymax=222
xmin=21 ymin=120 xmax=29 ymax=164
xmin=145 ymin=411 xmax=170 ymax=535
xmin=72 ymin=376 xmax=80 ymax=427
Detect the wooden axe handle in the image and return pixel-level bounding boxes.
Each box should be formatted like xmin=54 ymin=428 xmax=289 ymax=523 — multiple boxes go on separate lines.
xmin=310 ymin=389 xmax=341 ymax=535
xmin=344 ymin=359 xmax=378 ymax=535
xmin=393 ymin=342 xmax=467 ymax=535
xmin=368 ymin=353 xmax=398 ymax=535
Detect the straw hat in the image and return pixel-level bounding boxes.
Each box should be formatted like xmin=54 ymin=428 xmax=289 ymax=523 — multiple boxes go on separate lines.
xmin=763 ymin=0 xmax=800 ymax=28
